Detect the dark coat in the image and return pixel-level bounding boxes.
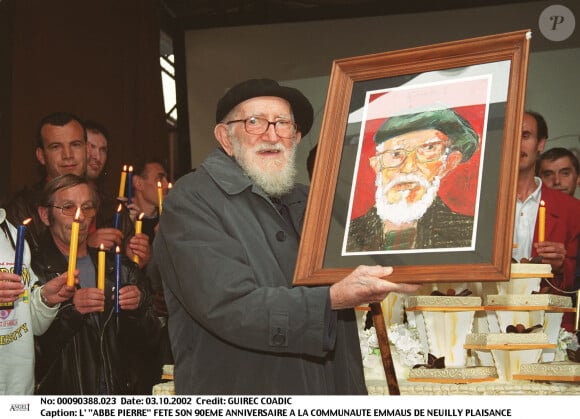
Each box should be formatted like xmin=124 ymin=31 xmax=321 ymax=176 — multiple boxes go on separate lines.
xmin=152 ymin=148 xmax=366 ymax=395
xmin=31 ymin=231 xmax=161 ymax=395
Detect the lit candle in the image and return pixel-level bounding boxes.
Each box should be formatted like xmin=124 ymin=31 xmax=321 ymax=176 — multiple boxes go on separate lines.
xmin=97 ymin=243 xmax=105 ymax=291
xmin=118 ymin=165 xmax=127 ymax=198
xmin=132 ymin=213 xmax=144 ymax=264
xmin=538 ymin=200 xmax=546 ymax=242
xmin=114 ymin=245 xmax=121 ymax=315
xmin=67 ymin=208 xmax=81 ymax=287
xmin=13 ymin=218 xmax=32 ymax=276
xmin=157 ymin=181 xmax=163 ymax=215
xmin=113 ymin=203 xmax=123 ymax=230
xmin=126 ymin=165 xmax=134 ymax=205
xmin=168 ymin=182 xmax=173 ymax=190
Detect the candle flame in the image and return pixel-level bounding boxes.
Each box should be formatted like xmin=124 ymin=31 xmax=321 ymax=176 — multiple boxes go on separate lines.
xmin=540 ymin=200 xmax=545 ymax=206
xmin=22 ymin=218 xmax=32 ymax=225
xmin=157 ymin=181 xmax=162 ymax=188
xmin=128 ymin=165 xmax=133 ymax=173
xmin=115 ymin=246 xmax=121 ymax=254
xmin=138 ymin=212 xmax=145 ymax=221
xmin=74 ymin=207 xmax=81 ymax=221
xmin=168 ymin=182 xmax=173 ymax=189
xmin=99 ymin=243 xmax=104 ymax=251
xmin=116 ymin=203 xmax=123 ymax=213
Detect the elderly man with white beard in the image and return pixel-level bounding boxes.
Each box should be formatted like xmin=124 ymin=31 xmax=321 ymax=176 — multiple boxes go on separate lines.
xmin=347 ymin=108 xmax=479 ymax=252
xmin=151 ymin=78 xmax=421 ymax=394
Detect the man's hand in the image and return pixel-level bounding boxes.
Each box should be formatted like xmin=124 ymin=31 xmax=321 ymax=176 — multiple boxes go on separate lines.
xmin=73 ymin=288 xmax=105 ymax=314
xmin=0 ymin=272 xmax=25 ymax=303
xmin=125 ymin=203 xmax=141 ymax=223
xmin=40 ymin=272 xmax=77 ymax=307
xmin=118 ymin=285 xmax=141 ymax=311
xmin=87 ymin=228 xmax=123 ymax=250
xmin=126 ymin=233 xmax=151 ymax=268
xmin=534 ymin=241 xmax=566 ymax=273
xmin=329 ymin=265 xmax=421 ymax=310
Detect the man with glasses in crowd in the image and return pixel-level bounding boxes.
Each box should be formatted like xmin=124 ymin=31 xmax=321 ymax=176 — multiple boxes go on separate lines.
xmin=151 ymin=78 xmax=420 ymax=394
xmin=347 ymin=108 xmax=479 ymax=252
xmin=31 ymin=174 xmax=160 ymax=394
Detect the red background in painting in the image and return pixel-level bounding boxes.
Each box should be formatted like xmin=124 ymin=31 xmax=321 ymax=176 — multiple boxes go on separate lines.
xmin=350 ymin=104 xmax=485 ymax=220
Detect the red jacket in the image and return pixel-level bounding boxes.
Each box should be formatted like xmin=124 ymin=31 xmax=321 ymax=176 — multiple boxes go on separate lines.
xmin=533 ymin=185 xmax=580 ymax=331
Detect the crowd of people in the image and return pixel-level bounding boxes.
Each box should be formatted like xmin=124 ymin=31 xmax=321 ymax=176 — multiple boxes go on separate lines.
xmin=0 ymin=78 xmax=578 ymax=395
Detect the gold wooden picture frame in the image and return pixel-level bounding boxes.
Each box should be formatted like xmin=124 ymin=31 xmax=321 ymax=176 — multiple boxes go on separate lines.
xmin=294 ymin=30 xmax=531 ymax=286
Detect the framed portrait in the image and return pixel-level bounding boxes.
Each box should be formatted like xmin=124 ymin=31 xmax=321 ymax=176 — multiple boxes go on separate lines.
xmin=293 ymin=30 xmax=531 ymax=286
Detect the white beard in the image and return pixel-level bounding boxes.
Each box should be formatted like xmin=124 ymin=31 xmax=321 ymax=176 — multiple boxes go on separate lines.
xmin=231 ymin=136 xmax=298 ymax=197
xmin=375 ymin=173 xmax=440 ymax=225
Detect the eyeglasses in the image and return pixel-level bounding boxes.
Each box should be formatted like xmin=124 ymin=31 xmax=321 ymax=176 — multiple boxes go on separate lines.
xmin=226 ymin=116 xmax=297 ymax=139
xmin=376 ymin=140 xmax=449 ymax=169
xmin=51 ymin=204 xmax=97 ymax=218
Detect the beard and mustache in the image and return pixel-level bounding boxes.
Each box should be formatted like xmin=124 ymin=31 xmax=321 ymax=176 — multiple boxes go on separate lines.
xmin=229 ymin=135 xmax=298 ymax=197
xmin=375 ymin=173 xmax=440 ymax=225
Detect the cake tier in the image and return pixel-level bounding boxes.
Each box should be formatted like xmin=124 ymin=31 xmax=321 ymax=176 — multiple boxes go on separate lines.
xmin=406 ymin=295 xmax=482 ymax=310
xmin=162 ymin=364 xmax=174 ymax=380
xmin=366 ymin=381 xmax=580 ymax=395
xmin=513 ymin=361 xmax=580 ymax=382
xmin=465 ymin=332 xmax=550 ymax=348
xmin=510 ymin=263 xmax=552 ymax=277
xmin=152 ymin=381 xmax=175 ymax=395
xmin=485 ymin=294 xmax=572 ymax=309
xmin=408 ymin=366 xmax=497 ymax=383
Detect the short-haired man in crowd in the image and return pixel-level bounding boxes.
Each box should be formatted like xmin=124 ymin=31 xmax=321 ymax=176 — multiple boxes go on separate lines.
xmin=537 ymin=147 xmax=579 ymax=198
xmin=82 ymin=120 xmax=150 ymax=268
xmin=514 ymin=111 xmax=580 ymax=331
xmin=32 ymin=174 xmax=160 ymax=394
xmin=5 ymin=112 xmax=87 ymax=252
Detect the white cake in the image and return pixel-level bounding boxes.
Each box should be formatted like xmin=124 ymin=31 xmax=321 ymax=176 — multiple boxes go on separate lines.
xmin=485 ymin=294 xmax=572 ymax=308
xmin=408 ymin=366 xmax=497 ymax=383
xmin=514 ymin=361 xmax=580 ymax=382
xmin=406 ymin=295 xmax=482 ymax=309
xmin=465 ymin=332 xmax=550 ymax=347
xmin=510 ymin=263 xmax=551 ymax=276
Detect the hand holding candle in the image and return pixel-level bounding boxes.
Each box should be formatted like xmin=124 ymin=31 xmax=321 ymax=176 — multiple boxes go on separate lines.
xmin=538 ymin=200 xmax=546 ymax=243
xmin=132 ymin=213 xmax=144 ymax=264
xmin=118 ymin=165 xmax=127 ymax=199
xmin=67 ymin=208 xmax=81 ymax=287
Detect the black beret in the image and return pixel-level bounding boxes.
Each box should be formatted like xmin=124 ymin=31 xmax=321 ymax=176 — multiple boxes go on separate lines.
xmin=373 ymin=108 xmax=479 ymax=162
xmin=215 ymin=78 xmax=314 ymax=137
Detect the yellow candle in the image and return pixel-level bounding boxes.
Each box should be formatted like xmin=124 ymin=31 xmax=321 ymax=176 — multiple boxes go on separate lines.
xmin=97 ymin=243 xmax=105 ymax=291
xmin=157 ymin=181 xmax=163 ymax=215
xmin=67 ymin=208 xmax=81 ymax=287
xmin=118 ymin=164 xmax=127 ymax=198
xmin=538 ymin=200 xmax=546 ymax=242
xmin=132 ymin=213 xmax=144 ymax=264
